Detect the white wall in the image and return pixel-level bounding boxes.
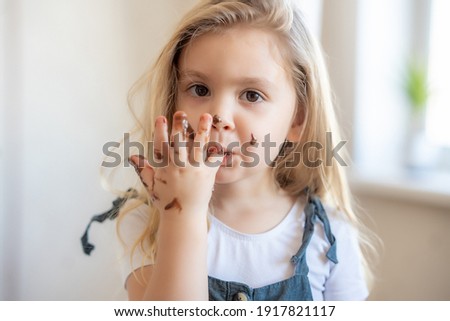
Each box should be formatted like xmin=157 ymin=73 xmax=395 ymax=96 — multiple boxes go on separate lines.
xmin=0 ymin=0 xmax=325 ymax=302
xmin=321 ymin=0 xmax=358 ymax=154
xmin=0 ymin=0 xmax=197 ymax=300
xmin=353 ymin=187 xmax=450 ymax=300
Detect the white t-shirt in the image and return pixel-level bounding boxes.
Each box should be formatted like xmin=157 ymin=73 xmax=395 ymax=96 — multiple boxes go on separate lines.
xmin=118 ymin=198 xmax=368 ymax=300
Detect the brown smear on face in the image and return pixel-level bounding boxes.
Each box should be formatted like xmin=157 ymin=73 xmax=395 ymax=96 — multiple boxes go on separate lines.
xmin=213 ymin=115 xmax=222 ymax=125
xmin=250 ymin=133 xmax=257 ymax=146
xmin=164 ymin=198 xmax=182 ymax=212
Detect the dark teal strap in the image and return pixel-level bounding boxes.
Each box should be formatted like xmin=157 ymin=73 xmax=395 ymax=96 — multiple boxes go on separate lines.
xmin=81 ymin=188 xmax=138 ymax=255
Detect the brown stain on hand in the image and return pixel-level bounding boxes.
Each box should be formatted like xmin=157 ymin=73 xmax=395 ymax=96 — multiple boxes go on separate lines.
xmin=129 ymin=157 xmax=143 ymax=174
xmin=154 ymin=150 xmax=163 ymax=160
xmin=186 ymin=122 xmax=195 ymax=140
xmin=164 ymin=198 xmax=182 ymax=212
xmin=129 ymin=156 xmax=148 ymax=187
xmin=150 ymin=192 xmax=160 ymax=202
xmin=155 ymin=177 xmax=167 ymax=184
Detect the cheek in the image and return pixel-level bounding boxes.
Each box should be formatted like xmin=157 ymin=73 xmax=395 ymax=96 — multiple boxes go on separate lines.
xmin=243 ymin=131 xmax=286 ymax=164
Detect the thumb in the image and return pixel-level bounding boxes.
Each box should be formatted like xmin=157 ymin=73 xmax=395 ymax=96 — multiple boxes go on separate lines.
xmin=128 ymin=155 xmax=154 ymax=190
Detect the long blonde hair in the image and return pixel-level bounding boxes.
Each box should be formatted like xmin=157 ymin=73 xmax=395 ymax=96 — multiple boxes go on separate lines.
xmin=115 ymin=0 xmax=379 ymax=289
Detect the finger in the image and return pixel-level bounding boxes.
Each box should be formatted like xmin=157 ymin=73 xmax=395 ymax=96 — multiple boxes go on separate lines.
xmin=170 ymin=111 xmax=189 ymax=167
xmin=151 ymin=116 xmax=169 ymax=167
xmin=129 ymin=155 xmax=154 ymax=191
xmin=193 ymin=113 xmax=213 ymax=164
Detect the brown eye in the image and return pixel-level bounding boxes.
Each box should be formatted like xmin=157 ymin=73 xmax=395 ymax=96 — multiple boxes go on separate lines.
xmin=244 ymin=91 xmax=262 ymax=103
xmin=189 ymin=85 xmax=209 ymax=97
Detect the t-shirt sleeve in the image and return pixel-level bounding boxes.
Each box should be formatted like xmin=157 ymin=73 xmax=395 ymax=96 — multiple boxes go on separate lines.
xmin=323 ymin=217 xmax=369 ymax=300
xmin=116 ymin=202 xmax=154 ymax=288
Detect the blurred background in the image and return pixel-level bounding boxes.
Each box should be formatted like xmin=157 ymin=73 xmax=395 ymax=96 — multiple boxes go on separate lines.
xmin=1 ymin=0 xmax=449 ymax=300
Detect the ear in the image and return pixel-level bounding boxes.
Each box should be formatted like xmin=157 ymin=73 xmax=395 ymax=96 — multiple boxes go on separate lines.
xmin=286 ymin=106 xmax=306 ymax=142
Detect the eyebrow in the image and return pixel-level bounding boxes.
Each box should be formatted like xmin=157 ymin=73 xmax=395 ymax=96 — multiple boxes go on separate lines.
xmin=179 ymin=70 xmax=276 ymax=89
xmin=178 ymin=70 xmax=209 ymax=82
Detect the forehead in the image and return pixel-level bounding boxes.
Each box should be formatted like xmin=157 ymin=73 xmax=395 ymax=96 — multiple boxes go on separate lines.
xmin=177 ymin=25 xmax=292 ymax=84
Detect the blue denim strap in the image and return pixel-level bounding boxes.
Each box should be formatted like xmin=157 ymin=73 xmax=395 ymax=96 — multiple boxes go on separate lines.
xmin=309 ymin=195 xmax=338 ymax=264
xmin=290 ymin=194 xmax=338 ymax=275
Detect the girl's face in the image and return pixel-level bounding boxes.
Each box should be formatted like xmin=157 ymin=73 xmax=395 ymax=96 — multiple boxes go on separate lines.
xmin=176 ymin=25 xmax=300 ymax=186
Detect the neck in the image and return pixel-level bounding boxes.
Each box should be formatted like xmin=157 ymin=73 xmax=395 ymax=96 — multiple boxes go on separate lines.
xmin=210 ymin=171 xmax=297 ymax=233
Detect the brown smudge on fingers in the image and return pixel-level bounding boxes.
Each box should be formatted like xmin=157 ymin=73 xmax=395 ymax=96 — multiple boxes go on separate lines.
xmin=129 ymin=157 xmax=143 ymax=174
xmin=212 ymin=114 xmax=222 ymax=125
xmin=173 ymin=112 xmax=189 ymax=140
xmin=151 ymin=177 xmax=155 ymax=191
xmin=164 ymin=198 xmax=182 ymax=212
xmin=250 ymin=133 xmax=257 ymax=146
xmin=186 ymin=122 xmax=195 ymax=140
xmin=137 ymin=155 xmax=147 ymax=168
xmin=154 ymin=149 xmax=163 ymax=161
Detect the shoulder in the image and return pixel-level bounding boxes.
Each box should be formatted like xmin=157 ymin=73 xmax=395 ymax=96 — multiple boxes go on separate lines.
xmin=323 ymin=204 xmax=359 ymax=243
xmin=117 ymin=201 xmax=150 ymax=240
xmin=116 ymin=200 xmax=152 ymax=288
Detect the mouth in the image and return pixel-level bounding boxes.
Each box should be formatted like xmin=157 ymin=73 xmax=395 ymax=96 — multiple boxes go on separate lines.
xmin=205 ymin=143 xmax=235 ymax=166
xmin=221 ymin=149 xmax=234 ymax=167
xmin=206 ymin=142 xmax=236 ymax=155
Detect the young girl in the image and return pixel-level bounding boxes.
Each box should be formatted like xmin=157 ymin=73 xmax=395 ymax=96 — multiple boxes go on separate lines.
xmin=117 ymin=0 xmax=376 ymax=301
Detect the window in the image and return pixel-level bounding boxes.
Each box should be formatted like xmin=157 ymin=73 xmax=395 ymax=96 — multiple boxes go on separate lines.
xmin=426 ymin=0 xmax=450 ymax=148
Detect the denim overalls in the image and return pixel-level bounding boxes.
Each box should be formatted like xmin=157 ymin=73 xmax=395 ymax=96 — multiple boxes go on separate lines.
xmin=208 ymin=195 xmax=338 ymax=301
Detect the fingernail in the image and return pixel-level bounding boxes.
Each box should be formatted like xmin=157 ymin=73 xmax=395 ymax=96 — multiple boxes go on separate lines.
xmin=156 ymin=116 xmax=167 ymax=125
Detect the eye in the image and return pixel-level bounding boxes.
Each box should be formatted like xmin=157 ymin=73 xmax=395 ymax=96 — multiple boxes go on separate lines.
xmin=241 ymin=90 xmax=263 ymax=103
xmin=188 ymin=84 xmax=210 ymax=97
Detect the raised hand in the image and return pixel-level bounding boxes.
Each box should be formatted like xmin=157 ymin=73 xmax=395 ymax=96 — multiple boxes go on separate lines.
xmin=129 ymin=111 xmax=224 ymax=217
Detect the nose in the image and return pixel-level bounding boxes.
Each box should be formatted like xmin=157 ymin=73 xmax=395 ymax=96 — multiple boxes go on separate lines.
xmin=212 ymin=114 xmax=232 ymax=130
xmin=210 ymin=99 xmax=235 ymax=132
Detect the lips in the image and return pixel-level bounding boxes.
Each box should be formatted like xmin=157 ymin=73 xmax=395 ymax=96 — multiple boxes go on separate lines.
xmin=221 ymin=150 xmax=233 ymax=166
xmin=206 ymin=143 xmax=224 ymax=157
xmin=206 ymin=142 xmax=234 ymax=157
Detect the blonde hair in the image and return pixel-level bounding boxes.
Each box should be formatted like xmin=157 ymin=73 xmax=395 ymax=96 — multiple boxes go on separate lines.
xmin=115 ymin=0 xmax=379 ymax=290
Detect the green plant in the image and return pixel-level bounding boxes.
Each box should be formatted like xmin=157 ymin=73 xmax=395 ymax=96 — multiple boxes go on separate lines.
xmin=404 ymin=60 xmax=429 ymax=115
